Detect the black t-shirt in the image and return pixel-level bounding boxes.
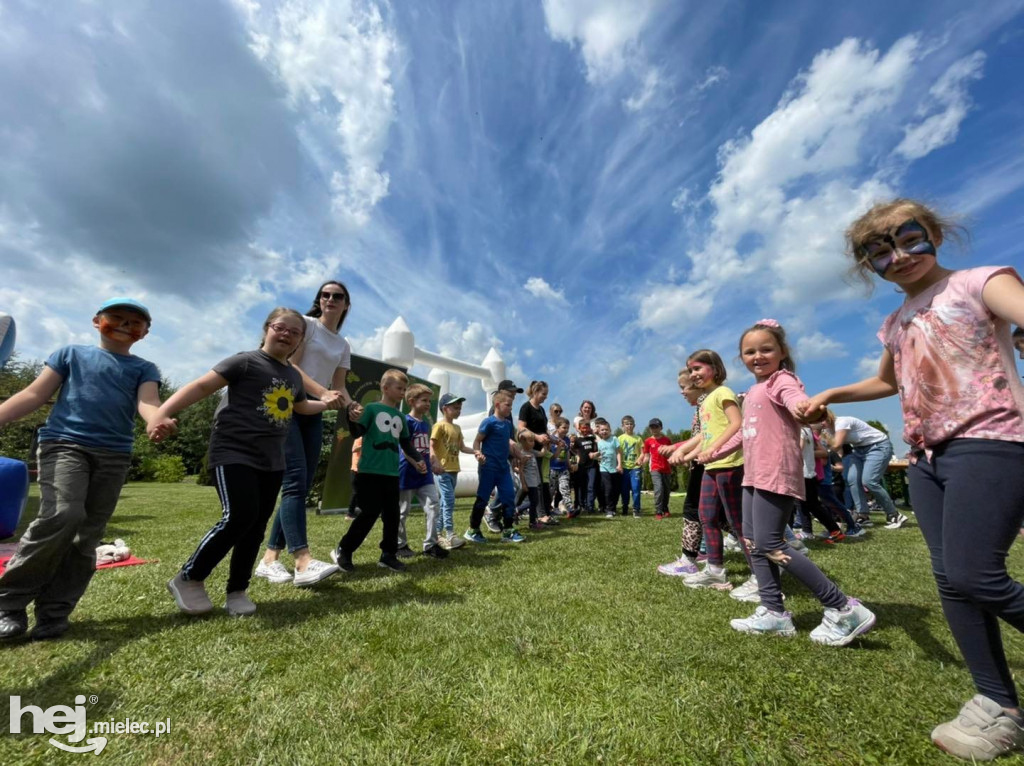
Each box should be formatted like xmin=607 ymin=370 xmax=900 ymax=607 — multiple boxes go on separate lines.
xmin=208 ymin=350 xmax=306 ymax=472
xmin=574 ymin=434 xmax=598 ymax=469
xmin=518 ymin=401 xmax=548 ymax=436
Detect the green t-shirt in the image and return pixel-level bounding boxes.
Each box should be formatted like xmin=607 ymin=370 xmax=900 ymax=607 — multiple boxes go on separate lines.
xmin=618 ymin=433 xmax=644 ymax=469
xmin=357 ymin=402 xmax=411 ymax=477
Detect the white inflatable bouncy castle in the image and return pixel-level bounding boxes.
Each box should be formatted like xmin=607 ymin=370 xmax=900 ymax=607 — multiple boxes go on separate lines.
xmin=382 ymin=317 xmax=505 ymax=498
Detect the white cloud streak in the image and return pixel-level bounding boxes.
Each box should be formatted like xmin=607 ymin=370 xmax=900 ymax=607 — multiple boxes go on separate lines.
xmin=523 ymin=276 xmax=569 ymax=304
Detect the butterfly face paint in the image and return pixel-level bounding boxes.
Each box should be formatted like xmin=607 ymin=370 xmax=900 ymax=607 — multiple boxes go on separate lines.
xmin=859 ymin=219 xmax=936 ymax=276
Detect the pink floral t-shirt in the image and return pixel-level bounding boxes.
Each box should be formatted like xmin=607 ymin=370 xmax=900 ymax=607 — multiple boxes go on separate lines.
xmin=878 ymin=266 xmax=1024 ymax=452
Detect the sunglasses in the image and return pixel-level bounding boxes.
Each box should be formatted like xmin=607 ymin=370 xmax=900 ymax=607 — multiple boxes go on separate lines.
xmin=858 ymin=219 xmax=935 ymax=275
xmin=320 ymin=291 xmax=348 ymax=302
xmin=268 ymin=323 xmax=303 ymax=338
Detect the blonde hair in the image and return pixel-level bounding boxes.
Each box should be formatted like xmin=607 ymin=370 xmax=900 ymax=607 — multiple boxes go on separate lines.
xmin=517 ymin=429 xmax=536 ymax=446
xmin=405 ymin=383 xmax=433 ymax=405
xmin=492 ymin=391 xmax=514 ymax=406
xmin=845 ymin=198 xmax=965 ymax=289
xmin=381 ymin=369 xmax=409 ymax=388
xmin=527 ymin=380 xmax=548 ymax=397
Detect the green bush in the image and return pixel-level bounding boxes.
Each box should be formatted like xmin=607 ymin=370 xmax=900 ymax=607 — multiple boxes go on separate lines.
xmin=151 ymin=455 xmax=186 ymax=483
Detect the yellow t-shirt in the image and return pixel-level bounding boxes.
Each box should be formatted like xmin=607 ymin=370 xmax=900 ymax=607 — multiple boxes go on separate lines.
xmin=430 ymin=421 xmax=464 ymax=472
xmin=700 ymin=385 xmax=743 ymax=470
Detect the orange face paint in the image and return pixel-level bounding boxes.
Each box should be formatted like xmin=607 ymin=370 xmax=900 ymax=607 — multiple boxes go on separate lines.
xmin=98 ymin=316 xmax=145 ymax=341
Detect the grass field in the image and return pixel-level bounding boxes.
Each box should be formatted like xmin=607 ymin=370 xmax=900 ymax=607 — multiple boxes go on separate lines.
xmin=2 ymin=482 xmax=1023 ymax=765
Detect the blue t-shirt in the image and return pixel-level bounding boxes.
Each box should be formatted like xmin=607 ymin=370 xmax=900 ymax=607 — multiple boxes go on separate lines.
xmin=597 ymin=436 xmax=620 ymax=473
xmin=399 ymin=415 xmax=434 ymax=489
xmin=549 ymin=435 xmax=571 ymax=470
xmin=38 ymin=345 xmax=161 ymax=454
xmin=478 ymin=415 xmax=514 ymax=467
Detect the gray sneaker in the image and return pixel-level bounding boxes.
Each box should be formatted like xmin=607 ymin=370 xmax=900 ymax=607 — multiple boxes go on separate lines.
xmin=809 ymin=598 xmax=875 ymax=646
xmin=167 ymin=573 xmax=213 ymax=615
xmin=683 ymin=566 xmax=731 ymax=590
xmin=932 ymin=695 xmax=1024 ymax=761
xmin=729 ymin=575 xmax=761 ymax=603
xmin=225 ymin=591 xmax=257 ymax=617
xmin=484 ymin=513 xmax=503 ymax=534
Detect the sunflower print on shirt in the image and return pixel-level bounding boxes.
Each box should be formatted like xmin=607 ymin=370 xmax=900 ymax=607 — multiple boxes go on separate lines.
xmin=260 ymin=378 xmax=297 ymax=427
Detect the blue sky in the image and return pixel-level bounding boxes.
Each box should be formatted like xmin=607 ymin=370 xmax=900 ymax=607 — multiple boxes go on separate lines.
xmin=3 ymin=0 xmax=1024 ymax=446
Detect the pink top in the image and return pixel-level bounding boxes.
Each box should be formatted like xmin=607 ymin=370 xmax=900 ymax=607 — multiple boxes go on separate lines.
xmin=878 ymin=266 xmax=1024 ymax=454
xmin=710 ymin=370 xmax=806 ymax=499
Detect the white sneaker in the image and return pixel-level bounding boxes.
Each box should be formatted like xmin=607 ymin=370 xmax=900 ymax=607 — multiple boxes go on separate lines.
xmin=730 ymin=606 xmax=796 ymax=637
xmin=225 ymin=591 xmax=257 ymax=617
xmin=729 ymin=575 xmax=761 ymax=603
xmin=809 ymin=598 xmax=876 ymax=646
xmin=254 ymin=560 xmax=293 ymax=584
xmin=931 ymin=695 xmax=1024 ymax=761
xmin=445 ymin=532 xmax=465 ymax=549
xmin=167 ymin=573 xmax=213 ymax=615
xmin=723 ymin=534 xmax=743 ymax=553
xmin=884 ymin=513 xmax=908 ymax=529
xmin=292 ymin=559 xmax=340 ymax=587
xmin=683 ymin=566 xmax=730 ymax=590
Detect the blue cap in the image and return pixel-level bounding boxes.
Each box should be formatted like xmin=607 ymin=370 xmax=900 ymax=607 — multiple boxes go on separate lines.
xmin=440 ymin=393 xmax=466 ymax=408
xmin=97 ymin=298 xmax=151 ymax=323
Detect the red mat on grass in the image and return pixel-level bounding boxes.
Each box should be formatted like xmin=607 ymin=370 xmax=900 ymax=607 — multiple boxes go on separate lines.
xmin=0 ymin=554 xmax=154 ymax=576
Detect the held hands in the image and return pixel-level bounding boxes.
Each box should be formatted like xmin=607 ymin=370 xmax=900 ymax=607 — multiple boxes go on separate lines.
xmin=474 ymin=450 xmax=486 ymax=465
xmin=321 ymin=390 xmax=344 ymax=410
xmin=147 ymin=417 xmax=178 ymax=443
xmin=667 ymin=448 xmax=688 ymax=466
xmin=413 ymin=459 xmax=428 ymax=475
xmin=794 ymin=394 xmax=829 ymax=423
xmin=346 ymin=400 xmax=364 ymax=420
xmin=658 ymin=444 xmax=675 ymax=457
xmin=430 ymin=457 xmax=444 ymax=476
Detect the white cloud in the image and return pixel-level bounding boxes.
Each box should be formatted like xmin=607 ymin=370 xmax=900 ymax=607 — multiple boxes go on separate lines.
xmin=623 ymin=67 xmax=661 ymax=112
xmin=796 ymin=331 xmax=847 ymax=361
xmin=237 ymin=0 xmax=398 ymax=227
xmin=524 ymin=276 xmax=569 ymax=305
xmin=542 ymin=0 xmax=663 ymax=83
xmin=695 ymin=65 xmax=728 ymax=92
xmin=856 ymin=353 xmax=882 ymax=378
xmin=895 ymin=51 xmax=985 ymax=160
xmin=637 ymin=282 xmax=715 ymax=331
xmin=608 ymin=356 xmax=632 ymax=377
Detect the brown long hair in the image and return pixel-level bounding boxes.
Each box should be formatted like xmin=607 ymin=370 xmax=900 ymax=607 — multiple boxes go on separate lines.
xmin=306 ymin=280 xmax=351 ymax=331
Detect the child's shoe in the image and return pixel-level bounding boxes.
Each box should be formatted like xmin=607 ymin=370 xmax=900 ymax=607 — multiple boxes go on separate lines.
xmin=845 ymin=525 xmax=866 ymax=537
xmin=723 ymin=533 xmax=742 ymax=553
xmin=657 ymin=557 xmax=699 ymax=577
xmin=30 ymin=618 xmax=70 ymax=641
xmin=501 ymin=529 xmax=525 ymax=543
xmin=604 ymin=511 xmax=615 ymax=519
xmin=463 ymin=528 xmax=487 ymax=544
xmin=809 ymin=598 xmax=876 ymax=646
xmin=729 ymin=575 xmax=761 ymax=603
xmin=654 ymin=513 xmax=664 ymax=520
xmin=633 ymin=511 xmax=642 ymax=518
xmin=330 ymin=546 xmax=355 ymax=572
xmin=395 ymin=545 xmax=416 ymax=559
xmin=828 ymin=530 xmax=846 ymax=543
xmin=378 ymin=553 xmax=408 ymax=572
xmin=225 ymin=591 xmax=257 ymax=617
xmin=168 ymin=573 xmax=214 ymax=615
xmin=730 ymin=606 xmax=796 ymax=637
xmin=293 ymin=559 xmax=340 ymax=587
xmin=423 ymin=544 xmax=449 ymax=559
xmin=931 ymin=695 xmax=1024 ymax=761
xmin=445 ymin=532 xmax=466 ymax=549
xmin=529 ymin=522 xmax=544 ymax=530
xmin=255 ymin=560 xmax=293 ymax=584
xmin=683 ymin=566 xmax=730 ymax=590
xmin=484 ymin=513 xmax=503 ymax=533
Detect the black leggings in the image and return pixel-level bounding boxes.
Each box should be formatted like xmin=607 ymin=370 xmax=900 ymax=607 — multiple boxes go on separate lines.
xmin=182 ymin=464 xmax=283 ymax=593
xmin=338 ymin=473 xmax=399 ymax=557
xmin=910 ymin=438 xmax=1024 ymax=708
xmin=798 ymin=478 xmax=840 ymax=535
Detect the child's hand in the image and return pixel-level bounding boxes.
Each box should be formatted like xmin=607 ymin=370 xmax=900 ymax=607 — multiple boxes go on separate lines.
xmin=147 ymin=418 xmax=177 ymax=443
xmin=696 ymin=450 xmax=714 ymax=464
xmin=658 ymin=445 xmax=674 ymax=456
xmin=667 ymin=449 xmax=687 ymax=466
xmin=413 ymin=459 xmax=427 ymax=474
xmin=475 ymin=450 xmax=486 ymax=465
xmin=589 ymin=451 xmax=600 ymax=460
xmin=346 ymin=400 xmax=364 ymax=420
xmin=616 ymin=467 xmax=622 ymax=473
xmin=430 ymin=458 xmax=443 ymax=476
xmin=795 ymin=395 xmax=828 ymax=422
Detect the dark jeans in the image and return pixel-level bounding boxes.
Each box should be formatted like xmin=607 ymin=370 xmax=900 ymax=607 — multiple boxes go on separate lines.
xmin=182 ymin=464 xmax=283 ymax=593
xmin=575 ymin=464 xmax=597 ymax=512
xmin=797 ymin=478 xmax=840 ymax=535
xmin=266 ymin=412 xmax=323 ymax=553
xmin=599 ymin=470 xmax=620 ymax=513
xmin=338 ymin=473 xmax=400 ymax=556
xmin=910 ymin=438 xmax=1024 ymax=708
xmin=0 ymin=442 xmax=131 ymax=621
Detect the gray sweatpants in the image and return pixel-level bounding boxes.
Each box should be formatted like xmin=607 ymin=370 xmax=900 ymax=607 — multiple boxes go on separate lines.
xmin=0 ymin=442 xmax=131 ymax=622
xmin=398 ymin=484 xmax=441 ymax=551
xmin=651 ymin=471 xmax=671 ymax=516
xmin=744 ymin=486 xmax=846 ymax=614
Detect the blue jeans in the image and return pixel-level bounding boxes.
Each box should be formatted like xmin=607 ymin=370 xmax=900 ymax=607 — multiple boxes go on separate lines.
xmin=437 ymin=472 xmax=457 ymax=534
xmin=847 ymin=440 xmax=898 ymax=521
xmin=620 ymin=467 xmax=641 ymax=512
xmin=266 ymin=412 xmax=323 ymax=553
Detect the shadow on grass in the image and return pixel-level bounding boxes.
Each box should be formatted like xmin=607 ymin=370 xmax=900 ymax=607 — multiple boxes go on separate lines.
xmin=866 ymin=601 xmax=960 ymax=663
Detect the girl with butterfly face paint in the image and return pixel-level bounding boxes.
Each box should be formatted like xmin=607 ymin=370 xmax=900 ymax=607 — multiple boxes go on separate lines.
xmin=799 ymin=199 xmax=1024 ymax=761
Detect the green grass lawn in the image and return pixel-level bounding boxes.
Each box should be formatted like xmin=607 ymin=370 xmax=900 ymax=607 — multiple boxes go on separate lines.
xmin=2 ymin=483 xmax=1023 ymax=765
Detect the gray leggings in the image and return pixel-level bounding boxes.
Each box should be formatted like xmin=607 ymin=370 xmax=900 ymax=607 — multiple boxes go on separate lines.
xmin=910 ymin=438 xmax=1024 ymax=708
xmin=744 ymin=486 xmax=847 ymax=614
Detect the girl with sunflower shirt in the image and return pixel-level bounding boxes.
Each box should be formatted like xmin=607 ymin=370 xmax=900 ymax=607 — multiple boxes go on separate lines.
xmin=150 ymin=308 xmax=333 ymax=617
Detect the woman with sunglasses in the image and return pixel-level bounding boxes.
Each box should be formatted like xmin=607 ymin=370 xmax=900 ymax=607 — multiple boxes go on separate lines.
xmin=800 ymin=199 xmax=1024 ymax=761
xmin=256 ymin=281 xmax=360 ymax=587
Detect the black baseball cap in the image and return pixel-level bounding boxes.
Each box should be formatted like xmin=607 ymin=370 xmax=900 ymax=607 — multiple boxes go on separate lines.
xmin=497 ymin=379 xmax=523 ymax=394
xmin=648 ymin=418 xmax=663 ymax=429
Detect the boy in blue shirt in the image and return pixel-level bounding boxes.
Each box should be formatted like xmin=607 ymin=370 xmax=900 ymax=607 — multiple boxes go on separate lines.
xmin=0 ymin=299 xmax=164 ymax=640
xmin=594 ymin=418 xmax=622 ymax=518
xmin=464 ymin=391 xmax=524 ymax=543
